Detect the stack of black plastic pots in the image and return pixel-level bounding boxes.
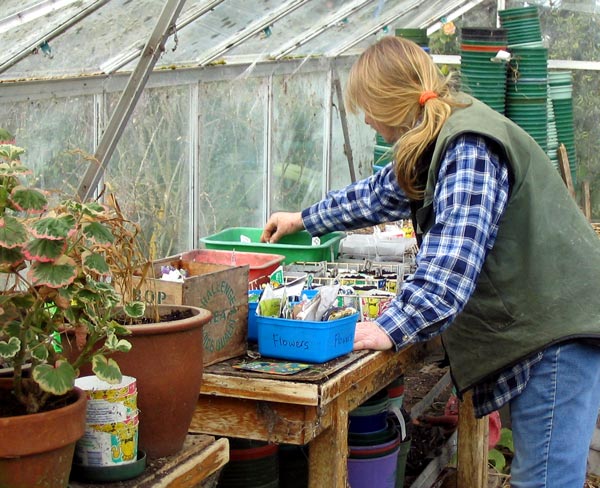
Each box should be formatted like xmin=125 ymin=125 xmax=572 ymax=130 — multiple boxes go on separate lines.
xmin=218 ymin=439 xmax=279 ymax=488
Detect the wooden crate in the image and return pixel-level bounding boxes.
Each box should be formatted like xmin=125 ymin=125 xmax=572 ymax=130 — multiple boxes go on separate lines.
xmin=132 ymin=255 xmax=249 ymax=366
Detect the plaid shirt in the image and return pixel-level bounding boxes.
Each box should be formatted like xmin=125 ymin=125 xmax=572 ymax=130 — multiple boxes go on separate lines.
xmin=302 ymin=134 xmax=542 ymax=417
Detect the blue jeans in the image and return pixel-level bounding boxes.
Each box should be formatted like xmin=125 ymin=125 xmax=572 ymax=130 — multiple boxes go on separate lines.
xmin=509 ymin=341 xmax=600 ymax=488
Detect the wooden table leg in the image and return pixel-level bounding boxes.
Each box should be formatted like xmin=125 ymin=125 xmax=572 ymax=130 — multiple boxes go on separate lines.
xmin=457 ymin=390 xmax=489 ymax=488
xmin=308 ymin=398 xmax=349 ymax=488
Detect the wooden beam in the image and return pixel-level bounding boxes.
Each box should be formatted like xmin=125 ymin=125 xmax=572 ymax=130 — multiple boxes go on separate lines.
xmin=189 ymin=396 xmax=324 ymax=444
xmin=582 ymin=180 xmax=592 ymax=221
xmin=333 ymin=74 xmax=356 ymax=182
xmin=308 ymin=397 xmax=349 ymax=488
xmin=457 ymin=390 xmax=488 ymax=488
xmin=558 ymin=143 xmax=576 ymax=199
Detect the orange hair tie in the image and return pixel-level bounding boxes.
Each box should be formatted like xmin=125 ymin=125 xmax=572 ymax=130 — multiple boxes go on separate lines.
xmin=419 ymin=91 xmax=438 ymax=106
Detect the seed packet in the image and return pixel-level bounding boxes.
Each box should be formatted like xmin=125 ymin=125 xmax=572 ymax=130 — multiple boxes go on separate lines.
xmin=233 ymin=361 xmax=311 ymax=375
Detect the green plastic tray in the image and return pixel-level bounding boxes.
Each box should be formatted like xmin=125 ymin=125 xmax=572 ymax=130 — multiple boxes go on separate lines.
xmin=200 ymin=227 xmax=344 ymax=264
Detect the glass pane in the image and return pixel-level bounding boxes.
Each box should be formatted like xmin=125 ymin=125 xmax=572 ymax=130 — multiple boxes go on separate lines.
xmin=271 ymin=71 xmax=326 ymax=212
xmin=224 ymin=0 xmax=348 ymax=59
xmin=197 ymin=76 xmax=267 ymax=236
xmin=106 ymin=85 xmax=191 ymax=259
xmin=1 ymin=0 xmax=163 ymax=79
xmin=331 ymin=68 xmax=376 ymax=189
xmin=0 ymin=95 xmax=94 ymax=195
xmin=429 ymin=0 xmax=498 ymax=55
xmin=158 ymin=0 xmax=286 ymax=68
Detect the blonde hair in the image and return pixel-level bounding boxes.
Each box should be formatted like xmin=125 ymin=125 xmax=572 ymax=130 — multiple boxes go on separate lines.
xmin=345 ymin=36 xmax=464 ymax=199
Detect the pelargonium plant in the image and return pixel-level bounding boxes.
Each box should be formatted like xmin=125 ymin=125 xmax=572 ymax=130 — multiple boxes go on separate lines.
xmin=0 ymin=144 xmax=146 ymax=414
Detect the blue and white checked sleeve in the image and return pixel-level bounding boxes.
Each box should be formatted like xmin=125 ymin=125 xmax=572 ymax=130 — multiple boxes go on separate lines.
xmin=302 ymin=134 xmax=510 ymax=349
xmin=301 ymin=162 xmax=412 ymax=235
xmin=376 ymin=134 xmax=510 ymax=348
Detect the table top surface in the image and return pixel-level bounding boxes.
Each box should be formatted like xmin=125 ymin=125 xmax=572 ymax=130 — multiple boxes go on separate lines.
xmin=200 ymin=346 xmax=418 ymax=407
xmin=204 ymin=346 xmax=373 ymax=382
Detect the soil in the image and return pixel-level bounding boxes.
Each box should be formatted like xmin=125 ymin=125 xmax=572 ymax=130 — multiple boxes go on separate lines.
xmin=116 ymin=308 xmax=193 ymax=324
xmin=401 ymin=354 xmax=455 ymax=485
xmin=0 ymin=382 xmax=76 ymax=417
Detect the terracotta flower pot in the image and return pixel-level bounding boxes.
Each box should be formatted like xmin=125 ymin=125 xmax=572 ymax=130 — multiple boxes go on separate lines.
xmin=66 ymin=304 xmax=212 ymax=459
xmin=0 ymin=381 xmax=87 ymax=488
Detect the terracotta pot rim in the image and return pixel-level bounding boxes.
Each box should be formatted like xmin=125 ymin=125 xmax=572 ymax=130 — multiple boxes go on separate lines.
xmin=121 ymin=304 xmax=212 ymax=336
xmin=0 ymin=383 xmax=87 ymax=457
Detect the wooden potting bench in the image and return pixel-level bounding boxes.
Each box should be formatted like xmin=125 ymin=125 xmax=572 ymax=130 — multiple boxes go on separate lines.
xmin=190 ymin=344 xmax=431 ymax=487
xmin=190 ymin=343 xmax=490 ymax=488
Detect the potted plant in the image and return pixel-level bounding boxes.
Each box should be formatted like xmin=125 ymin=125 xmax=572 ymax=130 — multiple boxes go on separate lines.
xmin=0 ymin=144 xmax=211 ymax=486
xmin=0 ymin=143 xmax=151 ymax=487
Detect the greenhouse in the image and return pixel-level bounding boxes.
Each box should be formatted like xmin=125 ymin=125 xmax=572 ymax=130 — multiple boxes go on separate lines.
xmin=1 ymin=0 xmax=600 ymax=487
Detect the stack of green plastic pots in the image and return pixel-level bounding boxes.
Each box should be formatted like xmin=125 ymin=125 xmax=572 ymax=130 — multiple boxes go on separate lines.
xmin=498 ymin=6 xmax=542 ymax=46
xmin=395 ymin=28 xmax=429 ymax=53
xmin=506 ymin=44 xmax=548 ymax=151
xmin=549 ymin=70 xmax=577 ymax=184
xmin=546 ymin=97 xmax=559 ymax=169
xmin=459 ymin=28 xmax=508 ymax=114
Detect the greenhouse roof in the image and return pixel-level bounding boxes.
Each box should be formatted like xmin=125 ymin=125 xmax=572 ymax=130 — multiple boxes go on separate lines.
xmin=0 ymin=0 xmax=485 ymax=81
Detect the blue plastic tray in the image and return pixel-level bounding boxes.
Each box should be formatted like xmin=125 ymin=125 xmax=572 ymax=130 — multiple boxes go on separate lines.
xmin=256 ymin=313 xmax=358 ymax=363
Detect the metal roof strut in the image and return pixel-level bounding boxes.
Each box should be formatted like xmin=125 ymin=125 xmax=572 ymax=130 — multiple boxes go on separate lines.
xmin=77 ymin=0 xmax=188 ymax=200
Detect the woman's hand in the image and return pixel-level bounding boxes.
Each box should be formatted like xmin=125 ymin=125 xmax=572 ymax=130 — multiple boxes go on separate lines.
xmin=353 ymin=322 xmax=394 ymax=351
xmin=260 ymin=211 xmax=304 ymax=243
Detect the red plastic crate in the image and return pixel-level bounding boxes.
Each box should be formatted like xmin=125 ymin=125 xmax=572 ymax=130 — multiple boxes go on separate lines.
xmin=181 ymin=249 xmax=284 ymax=287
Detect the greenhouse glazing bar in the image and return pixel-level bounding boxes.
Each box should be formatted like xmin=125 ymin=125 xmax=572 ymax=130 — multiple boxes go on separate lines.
xmin=195 ymin=0 xmax=310 ymax=66
xmin=0 ymin=0 xmax=109 ymax=75
xmin=326 ymin=0 xmax=424 ymax=57
xmin=0 ymin=0 xmax=78 ymax=33
xmin=271 ymin=0 xmax=375 ymax=60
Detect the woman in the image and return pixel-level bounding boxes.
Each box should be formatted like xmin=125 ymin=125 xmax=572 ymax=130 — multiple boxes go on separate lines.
xmin=261 ymin=36 xmax=600 ymax=487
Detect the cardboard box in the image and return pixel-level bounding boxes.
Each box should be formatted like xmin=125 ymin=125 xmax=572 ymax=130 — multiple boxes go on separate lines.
xmin=132 ymin=255 xmax=249 ymax=366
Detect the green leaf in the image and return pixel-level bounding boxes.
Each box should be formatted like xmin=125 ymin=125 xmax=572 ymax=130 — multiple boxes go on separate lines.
xmin=83 ymin=252 xmax=109 ymax=274
xmin=488 ymin=448 xmax=506 ymax=473
xmin=92 ymin=354 xmax=122 ymax=384
xmin=496 ymin=428 xmax=514 ymax=452
xmin=30 ymin=215 xmax=75 ymax=240
xmin=10 ymin=186 xmax=47 ymax=213
xmin=0 ymin=145 xmax=26 ymax=162
xmin=28 ymin=256 xmax=77 ymax=288
xmin=0 ymin=244 xmax=25 ymax=266
xmin=83 ymin=221 xmax=114 ymax=245
xmin=86 ymin=202 xmax=106 ymax=212
xmin=111 ymin=322 xmax=131 ymax=336
xmin=0 ymin=215 xmax=28 ymax=248
xmin=0 ymin=336 xmax=20 ymax=359
xmin=105 ymin=333 xmax=132 ymax=353
xmin=30 ymin=343 xmax=49 ymax=362
xmin=123 ymin=301 xmax=145 ymax=319
xmin=32 ymin=360 xmax=76 ymax=395
xmin=24 ymin=237 xmax=66 ymax=262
